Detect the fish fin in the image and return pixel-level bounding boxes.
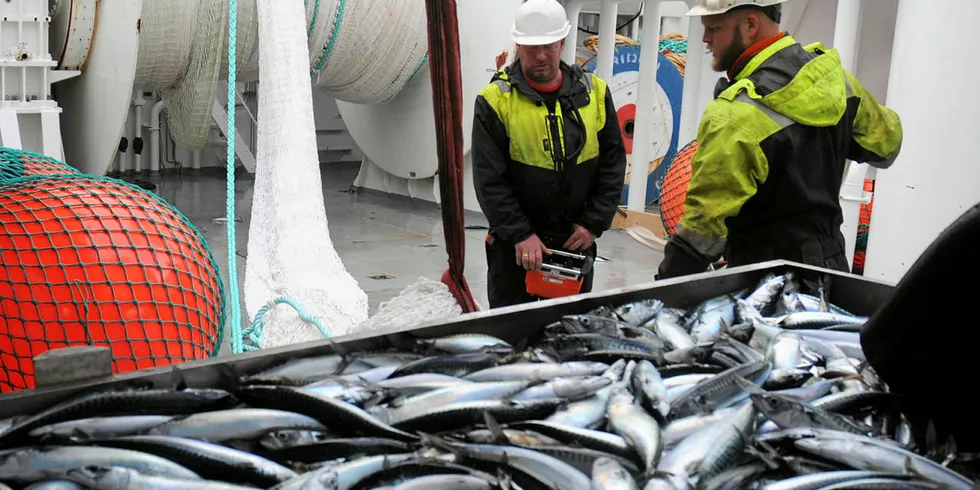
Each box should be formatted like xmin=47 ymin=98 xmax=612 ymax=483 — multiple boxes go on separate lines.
xmin=169 ymin=365 xmax=188 ymax=391
xmin=483 ymin=413 xmax=508 ymax=444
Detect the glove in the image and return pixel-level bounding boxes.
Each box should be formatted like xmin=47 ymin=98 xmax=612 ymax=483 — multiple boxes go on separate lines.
xmin=656 ymin=238 xmax=713 ymax=280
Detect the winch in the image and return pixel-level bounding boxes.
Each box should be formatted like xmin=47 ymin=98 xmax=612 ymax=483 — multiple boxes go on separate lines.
xmin=525 ymin=249 xmax=595 ymax=299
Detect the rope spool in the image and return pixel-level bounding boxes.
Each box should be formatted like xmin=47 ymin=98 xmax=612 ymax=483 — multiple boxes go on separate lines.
xmin=135 ymin=0 xmax=429 ymax=149
xmin=582 ymin=33 xmax=688 ymax=77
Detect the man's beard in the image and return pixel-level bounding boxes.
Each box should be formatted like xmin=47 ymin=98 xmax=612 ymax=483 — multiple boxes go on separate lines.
xmin=525 ymin=65 xmax=558 ymax=84
xmin=713 ymin=27 xmax=749 ymax=73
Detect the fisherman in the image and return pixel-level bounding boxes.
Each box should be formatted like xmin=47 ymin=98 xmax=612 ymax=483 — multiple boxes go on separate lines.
xmin=655 ymin=0 xmax=904 ymax=280
xmin=472 ymin=0 xmax=628 ymax=308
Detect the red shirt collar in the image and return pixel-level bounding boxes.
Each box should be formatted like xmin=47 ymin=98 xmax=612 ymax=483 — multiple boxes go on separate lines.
xmin=525 ymin=70 xmax=563 ymax=93
xmin=728 ymin=31 xmax=788 ymax=80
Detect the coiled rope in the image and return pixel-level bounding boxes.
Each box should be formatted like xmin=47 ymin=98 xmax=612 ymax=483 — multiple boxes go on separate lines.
xmin=582 ymin=32 xmax=689 ymax=77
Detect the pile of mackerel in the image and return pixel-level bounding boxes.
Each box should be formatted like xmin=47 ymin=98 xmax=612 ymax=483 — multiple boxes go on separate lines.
xmin=0 ymin=271 xmax=972 ymax=489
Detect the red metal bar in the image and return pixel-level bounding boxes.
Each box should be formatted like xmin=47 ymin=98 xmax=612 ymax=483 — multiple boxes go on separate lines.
xmin=424 ymin=0 xmax=479 ymax=313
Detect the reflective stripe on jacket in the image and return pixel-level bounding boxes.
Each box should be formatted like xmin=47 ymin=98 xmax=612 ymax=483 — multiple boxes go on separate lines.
xmin=472 ymin=61 xmax=627 ymax=245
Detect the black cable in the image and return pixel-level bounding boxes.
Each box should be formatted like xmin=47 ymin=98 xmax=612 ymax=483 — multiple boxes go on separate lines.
xmin=577 ymin=3 xmax=643 ymax=36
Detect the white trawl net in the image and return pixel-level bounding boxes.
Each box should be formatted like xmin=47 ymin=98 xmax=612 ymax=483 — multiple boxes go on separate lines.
xmin=354 ymin=278 xmax=464 ymax=334
xmin=134 ymin=0 xmax=462 ymax=348
xmin=246 ymin=0 xmax=370 ymax=349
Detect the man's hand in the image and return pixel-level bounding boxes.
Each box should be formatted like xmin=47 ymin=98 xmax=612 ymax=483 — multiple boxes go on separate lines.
xmin=495 ymin=50 xmax=509 ymax=70
xmin=563 ymin=224 xmax=595 ymax=251
xmin=515 ymin=234 xmax=551 ymax=270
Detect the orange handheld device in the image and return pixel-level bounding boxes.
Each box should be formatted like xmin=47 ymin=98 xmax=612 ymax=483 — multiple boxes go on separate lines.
xmin=525 ymin=249 xmax=594 ymax=299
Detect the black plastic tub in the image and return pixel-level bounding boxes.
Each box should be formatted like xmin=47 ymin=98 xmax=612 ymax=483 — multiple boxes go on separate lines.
xmin=0 ymin=259 xmax=895 ymax=419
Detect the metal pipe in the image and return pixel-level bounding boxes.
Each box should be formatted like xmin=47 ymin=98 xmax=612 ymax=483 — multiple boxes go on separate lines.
xmin=596 ymin=0 xmax=620 ymax=83
xmin=133 ymin=94 xmax=144 ymax=173
xmin=626 ymin=0 xmax=663 ymax=211
xmin=562 ymin=0 xmax=584 ymax=65
xmin=833 ymin=0 xmax=866 ymax=268
xmin=149 ymin=100 xmax=166 ymax=173
xmin=677 ymin=17 xmax=704 ymax=145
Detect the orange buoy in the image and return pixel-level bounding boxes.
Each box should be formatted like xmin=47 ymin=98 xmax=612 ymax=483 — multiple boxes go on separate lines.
xmin=0 ymin=147 xmax=79 ymax=184
xmin=659 ymin=140 xmax=699 ymax=236
xmin=0 ymin=175 xmax=224 ymax=392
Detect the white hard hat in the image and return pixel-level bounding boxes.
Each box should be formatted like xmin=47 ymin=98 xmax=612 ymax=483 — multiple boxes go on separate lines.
xmin=511 ymin=0 xmax=572 ymax=46
xmin=686 ymin=0 xmax=791 ymax=17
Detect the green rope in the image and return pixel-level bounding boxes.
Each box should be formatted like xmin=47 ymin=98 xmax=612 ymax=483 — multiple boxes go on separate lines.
xmin=226 ymin=0 xmax=243 ymax=354
xmin=658 ymin=38 xmax=688 ymax=55
xmin=313 ymin=0 xmax=345 ymax=73
xmin=240 ymin=297 xmax=331 ymax=352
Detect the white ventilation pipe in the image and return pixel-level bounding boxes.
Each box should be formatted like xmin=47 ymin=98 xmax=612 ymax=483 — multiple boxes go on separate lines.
xmin=596 ymin=0 xmax=620 ymax=83
xmin=677 ymin=3 xmax=705 ymax=146
xmin=149 ymin=100 xmax=166 ymax=173
xmin=626 ymin=0 xmax=663 ymax=211
xmin=562 ymin=0 xmax=585 ymax=65
xmin=133 ymin=94 xmax=144 ymax=173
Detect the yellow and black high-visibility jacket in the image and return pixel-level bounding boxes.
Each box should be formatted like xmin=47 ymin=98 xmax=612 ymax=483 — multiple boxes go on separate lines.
xmin=472 ymin=61 xmax=627 ymax=246
xmin=658 ymin=35 xmax=903 ymax=279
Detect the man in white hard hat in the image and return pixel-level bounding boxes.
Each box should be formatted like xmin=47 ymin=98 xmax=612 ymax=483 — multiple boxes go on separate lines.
xmin=655 ymin=0 xmax=904 ymax=280
xmin=472 ymin=0 xmax=627 ymax=308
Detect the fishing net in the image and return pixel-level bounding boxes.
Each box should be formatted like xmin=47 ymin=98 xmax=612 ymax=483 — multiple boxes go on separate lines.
xmin=0 ymin=175 xmax=224 ymax=392
xmin=852 ymin=178 xmax=875 ymax=275
xmin=0 ymin=148 xmax=80 ymax=184
xmin=354 ymin=277 xmax=464 ymax=334
xmin=659 ymin=139 xmax=699 ymax=236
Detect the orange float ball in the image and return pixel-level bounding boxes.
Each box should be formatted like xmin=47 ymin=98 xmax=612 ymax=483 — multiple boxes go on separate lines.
xmin=659 ymin=140 xmax=699 ymax=236
xmin=0 ymin=147 xmax=80 ymax=184
xmin=0 ymin=175 xmax=225 ymax=392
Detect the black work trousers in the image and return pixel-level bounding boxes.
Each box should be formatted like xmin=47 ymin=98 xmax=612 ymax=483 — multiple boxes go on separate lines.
xmin=725 ymin=236 xmax=850 ymax=273
xmin=484 ymin=232 xmax=597 ymax=309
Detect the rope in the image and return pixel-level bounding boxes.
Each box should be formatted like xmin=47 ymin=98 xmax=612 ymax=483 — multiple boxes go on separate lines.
xmin=226 ymin=0 xmax=243 ymax=354
xmin=582 ymin=33 xmax=689 ymax=77
xmin=240 ymin=297 xmax=331 ymax=353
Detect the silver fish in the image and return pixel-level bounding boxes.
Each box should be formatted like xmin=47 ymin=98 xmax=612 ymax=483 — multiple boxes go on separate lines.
xmin=607 ymin=387 xmax=663 ymax=473
xmin=591 ymin=456 xmax=639 ymax=490
xmin=792 ymin=431 xmax=973 ymax=490
xmin=0 ymin=446 xmax=200 ymax=482
xmin=148 ymin=408 xmax=326 ymax=442
xmin=510 ymin=376 xmax=612 ymax=401
xmin=389 ymin=474 xmax=494 ymax=490
xmin=416 ymin=333 xmax=512 ymax=354
xmin=28 ymin=415 xmax=174 ymax=441
xmin=463 ymin=361 xmax=610 ymax=382
xmin=65 ymin=466 xmax=252 ymax=490
xmin=615 ymin=299 xmax=665 ymax=326
xmin=631 ymin=360 xmax=670 ymax=420
xmin=649 ymin=308 xmax=695 ymax=351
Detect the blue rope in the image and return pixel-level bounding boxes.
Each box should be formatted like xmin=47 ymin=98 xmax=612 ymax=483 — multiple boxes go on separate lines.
xmin=240 ymin=297 xmax=332 ymax=352
xmin=226 ymin=0 xmax=243 ymax=354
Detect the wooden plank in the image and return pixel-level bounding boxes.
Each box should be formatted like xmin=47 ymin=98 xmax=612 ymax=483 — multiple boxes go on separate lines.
xmin=611 ymin=207 xmax=668 ymax=239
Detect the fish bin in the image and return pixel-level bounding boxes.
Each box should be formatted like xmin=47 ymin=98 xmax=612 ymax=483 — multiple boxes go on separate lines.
xmin=0 ymin=260 xmax=972 ymax=489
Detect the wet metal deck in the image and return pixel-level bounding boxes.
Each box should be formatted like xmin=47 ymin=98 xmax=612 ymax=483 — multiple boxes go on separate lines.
xmin=138 ymin=162 xmax=665 ymax=355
